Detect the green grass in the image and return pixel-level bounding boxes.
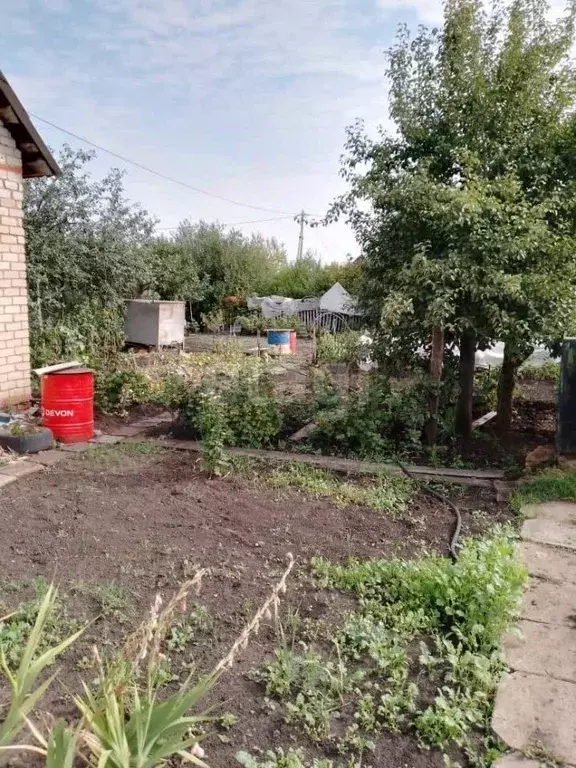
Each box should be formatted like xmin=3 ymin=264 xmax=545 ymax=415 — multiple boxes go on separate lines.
xmin=517 ymin=361 xmax=560 ymax=382
xmin=512 ymin=469 xmax=576 ymax=512
xmin=263 ymin=462 xmax=415 ymax=515
xmin=80 ymin=440 xmax=163 ymax=465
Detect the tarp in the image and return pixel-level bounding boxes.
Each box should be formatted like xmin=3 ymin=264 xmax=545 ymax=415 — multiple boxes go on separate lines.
xmin=246 ymin=295 xmax=320 ymax=318
xmin=319 ymin=282 xmax=359 ymax=315
xmin=475 ymin=342 xmax=559 ymax=369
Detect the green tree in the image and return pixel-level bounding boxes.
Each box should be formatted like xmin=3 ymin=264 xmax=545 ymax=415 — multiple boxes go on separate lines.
xmin=267 ymin=253 xmax=361 ymax=298
xmin=142 ymin=239 xmax=204 ymax=302
xmin=332 ymin=0 xmax=576 ymax=438
xmin=25 ymin=145 xmax=157 ymax=363
xmin=172 ymin=221 xmax=287 ymax=317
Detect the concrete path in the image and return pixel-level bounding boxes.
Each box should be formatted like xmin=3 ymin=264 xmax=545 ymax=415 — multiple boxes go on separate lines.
xmin=492 ymin=501 xmax=576 ymax=767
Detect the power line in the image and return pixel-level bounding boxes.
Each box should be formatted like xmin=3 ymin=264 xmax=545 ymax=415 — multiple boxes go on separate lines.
xmin=156 ymin=215 xmax=294 ymax=231
xmin=29 ymin=112 xmax=301 ymax=216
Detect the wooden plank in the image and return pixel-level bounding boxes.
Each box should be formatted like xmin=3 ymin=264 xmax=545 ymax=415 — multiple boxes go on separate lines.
xmin=472 ymin=411 xmax=497 ymax=429
xmin=33 ymin=361 xmax=82 ymax=376
xmin=288 ymin=422 xmax=317 ymax=442
xmin=141 ymin=437 xmax=505 ymax=486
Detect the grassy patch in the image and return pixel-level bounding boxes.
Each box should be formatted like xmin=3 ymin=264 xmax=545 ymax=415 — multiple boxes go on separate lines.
xmin=246 ymin=529 xmax=525 ymax=765
xmin=243 ymin=461 xmax=415 ymax=515
xmin=512 ymin=469 xmax=576 ymax=512
xmin=79 ymin=440 xmax=163 ymax=465
xmin=517 ymin=361 xmax=560 ymax=382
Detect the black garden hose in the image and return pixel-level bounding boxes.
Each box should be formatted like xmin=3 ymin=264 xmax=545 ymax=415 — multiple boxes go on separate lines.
xmin=396 ymin=460 xmax=463 ymax=561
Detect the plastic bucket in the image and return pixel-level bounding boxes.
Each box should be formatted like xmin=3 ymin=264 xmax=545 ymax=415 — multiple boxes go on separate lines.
xmin=267 ymin=329 xmax=291 ymax=355
xmin=41 ymin=367 xmax=94 ymax=443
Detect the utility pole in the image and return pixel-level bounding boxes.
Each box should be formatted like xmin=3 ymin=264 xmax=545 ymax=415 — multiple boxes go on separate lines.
xmin=296 ymin=210 xmax=305 ymax=261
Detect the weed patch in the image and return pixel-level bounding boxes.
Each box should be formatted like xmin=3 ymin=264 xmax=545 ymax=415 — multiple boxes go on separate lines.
xmin=512 ymin=469 xmax=576 ymax=511
xmin=0 ymin=578 xmax=82 ymax=668
xmin=265 ymin=463 xmax=414 ymax=515
xmin=237 ymin=748 xmax=338 ymax=767
xmin=79 ymin=440 xmax=163 ymax=466
xmin=251 ymin=530 xmax=525 ymax=765
xmin=71 ymin=582 xmax=134 ymax=622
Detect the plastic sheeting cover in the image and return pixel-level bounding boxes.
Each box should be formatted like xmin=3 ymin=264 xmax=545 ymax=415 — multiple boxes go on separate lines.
xmin=246 ymin=295 xmax=320 ymax=318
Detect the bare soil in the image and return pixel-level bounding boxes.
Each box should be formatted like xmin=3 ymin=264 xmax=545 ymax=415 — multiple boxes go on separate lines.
xmin=0 ymin=444 xmax=513 ymax=767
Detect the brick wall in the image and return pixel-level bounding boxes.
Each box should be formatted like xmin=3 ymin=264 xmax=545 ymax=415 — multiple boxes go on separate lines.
xmin=0 ymin=123 xmax=31 ymax=406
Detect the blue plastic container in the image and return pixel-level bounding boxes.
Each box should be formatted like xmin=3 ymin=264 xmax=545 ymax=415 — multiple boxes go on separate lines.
xmin=267 ymin=329 xmax=291 ymax=355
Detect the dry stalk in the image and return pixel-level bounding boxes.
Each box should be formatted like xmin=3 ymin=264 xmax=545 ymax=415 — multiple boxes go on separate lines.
xmin=213 ymin=552 xmax=295 ymax=674
xmin=121 ymin=569 xmax=207 ymax=671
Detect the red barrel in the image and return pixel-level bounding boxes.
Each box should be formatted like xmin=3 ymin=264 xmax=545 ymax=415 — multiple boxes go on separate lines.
xmin=41 ymin=368 xmax=94 ymax=444
xmin=289 ymin=330 xmax=297 ymax=354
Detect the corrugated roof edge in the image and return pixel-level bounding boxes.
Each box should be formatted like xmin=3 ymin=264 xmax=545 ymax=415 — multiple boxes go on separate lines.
xmin=0 ymin=69 xmax=61 ymax=178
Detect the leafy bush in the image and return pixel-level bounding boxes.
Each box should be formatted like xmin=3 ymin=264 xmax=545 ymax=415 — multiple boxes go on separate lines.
xmin=518 ymin=360 xmax=560 ymax=382
xmin=315 ymin=331 xmax=364 ymax=365
xmin=31 ymin=304 xmax=125 ymax=370
xmin=172 ymin=363 xmax=283 ymax=452
xmin=474 ymin=368 xmax=499 ymax=412
xmin=95 ymin=369 xmax=153 ymax=414
xmin=198 ymin=389 xmax=230 ymax=474
xmin=226 ymin=366 xmax=282 ymax=448
xmin=311 ymin=375 xmax=426 ymax=459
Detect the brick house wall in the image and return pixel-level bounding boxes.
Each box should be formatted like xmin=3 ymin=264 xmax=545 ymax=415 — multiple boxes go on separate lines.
xmin=0 ymin=122 xmax=31 ymax=406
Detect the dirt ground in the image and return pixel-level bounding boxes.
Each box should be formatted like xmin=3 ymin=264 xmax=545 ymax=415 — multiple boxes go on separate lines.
xmin=0 ymin=444 xmax=512 ymax=767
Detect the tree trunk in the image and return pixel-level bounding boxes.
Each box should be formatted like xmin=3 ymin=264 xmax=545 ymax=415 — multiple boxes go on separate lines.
xmin=424 ymin=325 xmax=445 ymax=446
xmin=496 ymin=343 xmax=522 ymax=434
xmin=455 ymin=331 xmax=476 ymax=440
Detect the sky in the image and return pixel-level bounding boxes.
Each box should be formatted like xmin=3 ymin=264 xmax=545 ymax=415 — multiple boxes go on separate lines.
xmin=3 ymin=0 xmax=444 ymax=262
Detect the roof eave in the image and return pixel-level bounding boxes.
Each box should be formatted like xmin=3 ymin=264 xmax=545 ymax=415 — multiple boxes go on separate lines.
xmin=0 ymin=70 xmax=61 ymax=178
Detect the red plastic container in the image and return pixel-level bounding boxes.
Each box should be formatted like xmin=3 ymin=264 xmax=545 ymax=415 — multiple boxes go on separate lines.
xmin=289 ymin=330 xmax=297 ymax=354
xmin=41 ymin=368 xmax=94 ymax=444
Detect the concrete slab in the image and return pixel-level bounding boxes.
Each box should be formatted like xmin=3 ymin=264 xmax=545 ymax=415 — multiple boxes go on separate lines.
xmin=0 ymin=461 xmax=43 ymax=478
xmin=493 ymin=671 xmax=576 ymax=763
xmin=503 ymin=620 xmax=576 ymax=683
xmin=522 ymin=501 xmax=576 ymax=524
xmin=130 ymin=412 xmax=171 ymax=428
xmin=522 ymin=518 xmax=576 ymax=551
xmin=519 ymin=541 xmax=576 ymax=585
xmin=90 ymin=434 xmax=124 ymax=445
xmin=27 ymin=450 xmax=66 ymax=466
xmin=520 ymin=579 xmax=576 ymax=626
xmin=492 ymin=755 xmax=544 ymax=768
xmin=59 ymin=442 xmax=91 ymax=453
xmin=105 ymin=426 xmax=144 ymax=437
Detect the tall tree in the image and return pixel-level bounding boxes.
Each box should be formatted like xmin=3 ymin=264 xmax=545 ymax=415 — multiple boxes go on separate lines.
xmin=331 ymin=0 xmax=576 ymax=438
xmin=172 ymin=220 xmax=287 ymax=316
xmin=24 ymin=145 xmax=157 ymax=362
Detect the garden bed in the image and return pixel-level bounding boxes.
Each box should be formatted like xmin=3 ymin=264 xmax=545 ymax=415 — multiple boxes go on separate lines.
xmin=0 ymin=443 xmax=515 ymax=767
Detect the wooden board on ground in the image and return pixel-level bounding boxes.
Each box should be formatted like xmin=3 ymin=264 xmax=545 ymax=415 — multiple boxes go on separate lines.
xmin=143 ymin=437 xmax=505 ymax=487
xmin=472 ymin=411 xmax=497 ymax=429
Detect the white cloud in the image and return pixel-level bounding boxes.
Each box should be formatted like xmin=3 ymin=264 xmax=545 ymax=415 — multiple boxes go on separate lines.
xmin=5 ymin=0 xmax=437 ymax=260
xmin=376 ymin=0 xmax=443 ymax=26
